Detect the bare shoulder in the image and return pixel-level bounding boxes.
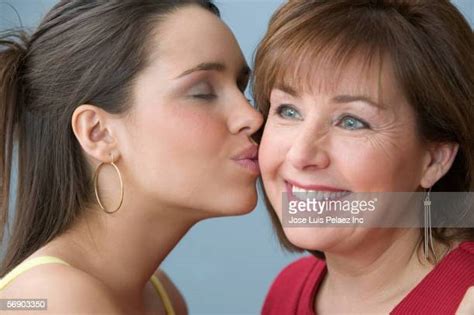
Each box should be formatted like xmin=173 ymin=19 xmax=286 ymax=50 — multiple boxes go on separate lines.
xmin=154 ymin=269 xmax=188 ymax=315
xmin=1 ymin=263 xmax=124 ymax=314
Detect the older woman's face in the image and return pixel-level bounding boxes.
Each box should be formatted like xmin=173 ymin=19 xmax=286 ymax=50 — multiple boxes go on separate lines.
xmin=259 ymin=55 xmax=431 ymax=250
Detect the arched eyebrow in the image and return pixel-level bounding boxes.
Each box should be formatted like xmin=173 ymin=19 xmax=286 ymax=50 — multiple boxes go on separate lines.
xmin=332 ymin=94 xmax=385 ymax=109
xmin=175 ymin=62 xmax=251 ymax=82
xmin=175 ymin=62 xmax=226 ymax=79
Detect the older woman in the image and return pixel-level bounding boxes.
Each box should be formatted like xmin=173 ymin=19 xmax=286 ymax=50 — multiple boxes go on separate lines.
xmin=254 ymin=0 xmax=473 ymax=314
xmin=0 ymin=0 xmax=262 ymax=314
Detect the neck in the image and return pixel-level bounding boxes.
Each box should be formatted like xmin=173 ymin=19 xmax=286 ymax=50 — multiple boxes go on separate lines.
xmin=37 ymin=197 xmax=201 ymax=301
xmin=318 ymin=229 xmax=435 ymax=312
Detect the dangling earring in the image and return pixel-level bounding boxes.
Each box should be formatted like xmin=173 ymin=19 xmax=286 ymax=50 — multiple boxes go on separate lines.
xmin=93 ymin=153 xmax=124 ymax=214
xmin=423 ymin=187 xmax=437 ymax=263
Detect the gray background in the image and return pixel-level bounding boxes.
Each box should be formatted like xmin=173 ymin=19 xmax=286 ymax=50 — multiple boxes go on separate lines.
xmin=1 ymin=1 xmax=472 ymax=314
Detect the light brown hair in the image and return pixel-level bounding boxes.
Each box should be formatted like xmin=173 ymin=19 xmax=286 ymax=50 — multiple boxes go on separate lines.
xmin=253 ymin=0 xmax=474 ymax=259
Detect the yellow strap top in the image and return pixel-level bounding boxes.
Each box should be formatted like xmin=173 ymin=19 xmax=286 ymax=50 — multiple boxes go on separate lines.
xmin=150 ymin=274 xmax=176 ymax=315
xmin=0 ymin=256 xmax=69 ymax=290
xmin=0 ymin=256 xmax=175 ymax=315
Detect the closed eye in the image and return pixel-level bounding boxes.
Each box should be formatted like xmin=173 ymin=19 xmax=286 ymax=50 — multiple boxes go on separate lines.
xmin=188 ymin=81 xmax=216 ymax=101
xmin=191 ymin=94 xmax=216 ymax=100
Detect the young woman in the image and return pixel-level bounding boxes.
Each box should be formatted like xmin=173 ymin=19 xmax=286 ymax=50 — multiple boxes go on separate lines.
xmin=253 ymin=0 xmax=474 ymax=314
xmin=0 ymin=0 xmax=262 ymax=314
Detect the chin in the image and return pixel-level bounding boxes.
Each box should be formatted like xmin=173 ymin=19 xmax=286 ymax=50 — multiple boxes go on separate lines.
xmin=220 ymin=190 xmax=259 ymax=217
xmin=283 ymin=226 xmax=353 ymax=252
xmin=231 ymin=193 xmax=259 ymax=216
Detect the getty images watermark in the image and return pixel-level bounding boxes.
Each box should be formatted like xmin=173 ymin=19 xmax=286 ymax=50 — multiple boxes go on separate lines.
xmin=287 ymin=194 xmax=378 ymax=224
xmin=282 ymin=192 xmax=474 ymax=228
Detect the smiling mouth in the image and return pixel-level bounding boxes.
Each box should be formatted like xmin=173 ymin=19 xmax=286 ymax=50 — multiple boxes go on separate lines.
xmin=285 ymin=181 xmax=352 ymax=201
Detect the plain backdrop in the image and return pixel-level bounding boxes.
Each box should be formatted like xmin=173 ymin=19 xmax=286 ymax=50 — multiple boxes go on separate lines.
xmin=1 ymin=1 xmax=473 ymax=314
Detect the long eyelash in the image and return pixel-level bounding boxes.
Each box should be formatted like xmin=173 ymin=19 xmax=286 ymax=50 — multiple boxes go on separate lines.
xmin=192 ymin=94 xmax=216 ymax=100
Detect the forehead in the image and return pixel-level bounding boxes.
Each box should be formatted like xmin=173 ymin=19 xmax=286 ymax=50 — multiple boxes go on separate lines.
xmin=274 ymin=51 xmax=405 ymax=107
xmin=146 ymin=6 xmax=246 ymax=76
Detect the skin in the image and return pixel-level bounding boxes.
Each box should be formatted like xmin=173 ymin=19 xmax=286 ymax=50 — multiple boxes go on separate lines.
xmin=457 ymin=287 xmax=474 ymax=314
xmin=0 ymin=5 xmax=262 ymax=314
xmin=259 ymin=54 xmax=460 ymax=313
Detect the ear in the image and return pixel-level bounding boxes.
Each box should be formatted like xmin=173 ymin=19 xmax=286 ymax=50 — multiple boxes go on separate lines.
xmin=420 ymin=142 xmax=459 ymax=189
xmin=71 ymin=105 xmax=120 ymax=162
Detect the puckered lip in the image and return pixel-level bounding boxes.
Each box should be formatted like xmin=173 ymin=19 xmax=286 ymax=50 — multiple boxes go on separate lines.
xmin=231 ymin=145 xmax=258 ymax=161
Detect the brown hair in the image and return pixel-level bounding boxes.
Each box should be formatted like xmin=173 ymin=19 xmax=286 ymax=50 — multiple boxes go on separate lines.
xmin=0 ymin=0 xmax=220 ymax=276
xmin=253 ymin=0 xmax=474 ymax=259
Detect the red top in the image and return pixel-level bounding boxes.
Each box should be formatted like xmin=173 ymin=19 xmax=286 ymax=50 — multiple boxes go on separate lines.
xmin=262 ymin=241 xmax=474 ymax=314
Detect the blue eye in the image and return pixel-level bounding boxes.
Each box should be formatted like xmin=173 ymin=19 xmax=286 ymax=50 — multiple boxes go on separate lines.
xmin=337 ymin=115 xmax=369 ymax=130
xmin=276 ymin=104 xmax=302 ymax=120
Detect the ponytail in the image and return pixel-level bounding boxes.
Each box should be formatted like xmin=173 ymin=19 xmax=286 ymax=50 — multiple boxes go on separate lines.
xmin=0 ymin=30 xmax=29 ymax=262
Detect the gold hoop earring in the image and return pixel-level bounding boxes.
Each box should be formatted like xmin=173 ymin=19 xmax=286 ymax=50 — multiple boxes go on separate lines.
xmin=93 ymin=154 xmax=124 ymax=214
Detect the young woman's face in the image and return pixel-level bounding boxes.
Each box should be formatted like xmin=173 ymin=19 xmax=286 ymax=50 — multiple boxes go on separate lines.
xmin=259 ymin=55 xmax=430 ymax=252
xmin=119 ymin=6 xmax=263 ymax=217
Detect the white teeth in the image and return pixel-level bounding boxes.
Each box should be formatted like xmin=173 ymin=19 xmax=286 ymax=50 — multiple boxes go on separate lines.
xmin=293 ymin=186 xmax=306 ymax=193
xmin=291 ymin=185 xmax=347 ymax=201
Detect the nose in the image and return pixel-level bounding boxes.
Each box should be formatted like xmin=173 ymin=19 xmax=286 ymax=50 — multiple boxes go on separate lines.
xmin=286 ymin=126 xmax=330 ymax=171
xmin=228 ymin=95 xmax=264 ymax=137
